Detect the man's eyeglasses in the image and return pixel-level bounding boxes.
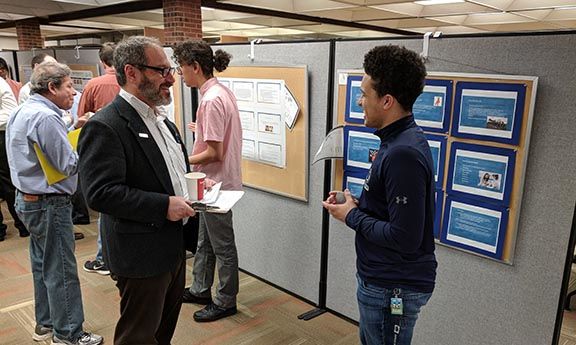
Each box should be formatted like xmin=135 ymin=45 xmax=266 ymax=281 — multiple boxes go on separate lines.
xmin=135 ymin=64 xmax=175 ymax=78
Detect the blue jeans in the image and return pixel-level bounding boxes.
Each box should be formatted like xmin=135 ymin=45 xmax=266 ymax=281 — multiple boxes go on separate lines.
xmin=15 ymin=192 xmax=85 ymax=342
xmin=357 ymin=275 xmax=432 ymax=345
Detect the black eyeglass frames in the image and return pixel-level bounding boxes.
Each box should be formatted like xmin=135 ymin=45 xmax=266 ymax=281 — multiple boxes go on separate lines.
xmin=135 ymin=64 xmax=175 ymax=78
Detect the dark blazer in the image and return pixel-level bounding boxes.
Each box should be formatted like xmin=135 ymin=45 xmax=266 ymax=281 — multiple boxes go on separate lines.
xmin=78 ymin=95 xmax=190 ymax=278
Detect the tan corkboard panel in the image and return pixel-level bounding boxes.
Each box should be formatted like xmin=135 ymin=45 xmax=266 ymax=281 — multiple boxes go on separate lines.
xmin=443 ymin=76 xmax=537 ymax=264
xmin=217 ymin=66 xmax=308 ymax=201
xmin=335 ymin=71 xmax=537 ymax=264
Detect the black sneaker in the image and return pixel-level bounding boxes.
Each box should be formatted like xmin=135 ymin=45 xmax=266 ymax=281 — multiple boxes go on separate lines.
xmin=182 ymin=289 xmax=212 ymax=305
xmin=83 ymin=260 xmax=110 ymax=275
xmin=193 ymin=303 xmax=237 ymax=322
xmin=33 ymin=324 xmax=53 ymax=342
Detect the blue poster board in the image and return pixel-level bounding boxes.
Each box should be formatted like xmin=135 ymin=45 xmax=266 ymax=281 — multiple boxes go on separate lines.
xmin=440 ymin=196 xmax=509 ymax=259
xmin=343 ymin=170 xmax=369 ymax=200
xmin=413 ymin=79 xmax=453 ymax=133
xmin=345 ymin=75 xmax=364 ymax=124
xmin=343 ymin=125 xmax=380 ymax=171
xmin=452 ymin=81 xmax=525 ymax=145
xmin=425 ymin=133 xmax=447 ymax=190
xmin=446 ymin=142 xmax=516 ymax=206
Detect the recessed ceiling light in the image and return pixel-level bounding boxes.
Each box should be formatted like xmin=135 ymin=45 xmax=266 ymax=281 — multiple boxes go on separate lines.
xmin=414 ymin=0 xmax=465 ymax=5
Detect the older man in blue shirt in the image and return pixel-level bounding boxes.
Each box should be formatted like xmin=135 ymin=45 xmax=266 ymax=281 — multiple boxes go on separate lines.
xmin=6 ymin=61 xmax=102 ymax=345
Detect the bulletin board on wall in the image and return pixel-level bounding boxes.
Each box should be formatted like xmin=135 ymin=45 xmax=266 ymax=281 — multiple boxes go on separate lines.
xmin=335 ymin=70 xmax=538 ymax=264
xmin=217 ymin=65 xmax=309 ymax=201
xmin=67 ymin=64 xmax=100 ymax=93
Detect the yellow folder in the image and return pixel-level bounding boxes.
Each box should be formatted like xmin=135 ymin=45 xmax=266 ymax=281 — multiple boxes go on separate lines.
xmin=33 ymin=128 xmax=81 ymax=186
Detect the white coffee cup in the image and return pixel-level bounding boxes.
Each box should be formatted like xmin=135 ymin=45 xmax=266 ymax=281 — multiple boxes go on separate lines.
xmin=185 ymin=172 xmax=206 ymax=201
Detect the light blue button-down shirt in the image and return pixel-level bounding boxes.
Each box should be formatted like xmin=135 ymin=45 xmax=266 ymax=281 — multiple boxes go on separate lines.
xmin=6 ymin=93 xmax=78 ymax=195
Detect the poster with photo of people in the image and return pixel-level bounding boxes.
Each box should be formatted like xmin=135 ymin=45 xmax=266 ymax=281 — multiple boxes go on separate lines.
xmin=452 ymin=81 xmax=526 ymax=145
xmin=446 ymin=142 xmax=516 ymax=206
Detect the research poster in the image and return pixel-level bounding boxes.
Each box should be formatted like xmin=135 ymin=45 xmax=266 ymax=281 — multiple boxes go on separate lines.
xmin=441 ymin=197 xmax=508 ymax=259
xmin=223 ymin=77 xmax=287 ymax=168
xmin=345 ymin=75 xmax=364 ymax=123
xmin=447 ymin=142 xmax=516 ymax=205
xmin=69 ymin=69 xmax=93 ymax=92
xmin=413 ymin=79 xmax=452 ymax=132
xmin=452 ymin=82 xmax=526 ymax=144
xmin=425 ymin=133 xmax=447 ymax=189
xmin=343 ymin=170 xmax=369 ymax=199
xmin=344 ymin=125 xmax=380 ymax=170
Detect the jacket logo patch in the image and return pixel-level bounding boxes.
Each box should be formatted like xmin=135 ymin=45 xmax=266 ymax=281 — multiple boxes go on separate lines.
xmin=395 ymin=196 xmax=408 ymax=204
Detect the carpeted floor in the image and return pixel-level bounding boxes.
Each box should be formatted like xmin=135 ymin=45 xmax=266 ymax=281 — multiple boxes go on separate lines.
xmin=0 ymin=205 xmax=359 ymax=345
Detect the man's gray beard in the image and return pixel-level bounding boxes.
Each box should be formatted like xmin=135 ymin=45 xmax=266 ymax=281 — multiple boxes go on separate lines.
xmin=139 ymin=75 xmax=171 ymax=106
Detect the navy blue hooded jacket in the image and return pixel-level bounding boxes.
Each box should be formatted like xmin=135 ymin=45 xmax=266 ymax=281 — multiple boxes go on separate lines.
xmin=345 ymin=115 xmax=437 ymax=293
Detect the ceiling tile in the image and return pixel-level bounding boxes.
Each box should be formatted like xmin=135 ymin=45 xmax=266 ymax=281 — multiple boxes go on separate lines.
xmin=306 ymin=7 xmax=409 ymax=21
xmin=467 ymin=21 xmax=565 ymax=32
xmin=363 ymin=17 xmax=450 ymax=28
xmin=464 ymin=12 xmax=535 ymax=25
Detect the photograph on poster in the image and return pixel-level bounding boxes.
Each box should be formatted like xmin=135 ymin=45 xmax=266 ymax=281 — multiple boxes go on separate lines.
xmin=239 ymin=110 xmax=255 ymax=131
xmin=434 ymin=190 xmax=444 ymax=239
xmin=257 ymin=82 xmax=282 ymax=104
xmin=232 ymin=80 xmax=254 ymax=102
xmin=425 ymin=133 xmax=447 ymax=189
xmin=446 ymin=142 xmax=516 ymax=206
xmin=242 ymin=139 xmax=256 ymax=159
xmin=343 ymin=170 xmax=369 ymax=200
xmin=452 ymin=82 xmax=526 ymax=145
xmin=258 ymin=142 xmax=283 ymax=166
xmin=413 ymin=79 xmax=453 ymax=133
xmin=345 ymin=75 xmax=365 ymax=124
xmin=344 ymin=125 xmax=380 ymax=170
xmin=258 ymin=112 xmax=282 ymax=135
xmin=440 ymin=196 xmax=508 ymax=259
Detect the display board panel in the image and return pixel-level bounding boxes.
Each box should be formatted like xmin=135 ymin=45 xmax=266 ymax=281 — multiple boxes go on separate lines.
xmin=335 ymin=70 xmax=537 ymax=264
xmin=217 ymin=66 xmax=308 ymax=201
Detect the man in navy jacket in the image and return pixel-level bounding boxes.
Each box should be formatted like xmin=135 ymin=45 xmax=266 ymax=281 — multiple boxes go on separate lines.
xmin=323 ymin=45 xmax=437 ymax=345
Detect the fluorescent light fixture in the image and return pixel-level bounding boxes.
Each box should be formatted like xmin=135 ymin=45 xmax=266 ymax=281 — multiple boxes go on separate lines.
xmin=414 ymin=0 xmax=465 ymax=5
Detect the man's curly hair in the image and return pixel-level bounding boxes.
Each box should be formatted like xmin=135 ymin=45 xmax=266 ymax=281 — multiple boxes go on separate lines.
xmin=363 ymin=45 xmax=426 ymax=112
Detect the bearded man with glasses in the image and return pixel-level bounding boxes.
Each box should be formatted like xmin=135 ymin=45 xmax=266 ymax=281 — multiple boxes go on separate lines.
xmin=78 ymin=36 xmax=196 ymax=345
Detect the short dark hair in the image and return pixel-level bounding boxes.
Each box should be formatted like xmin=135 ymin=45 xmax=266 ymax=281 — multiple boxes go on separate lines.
xmin=99 ymin=42 xmax=116 ymax=67
xmin=31 ymin=53 xmax=53 ymax=68
xmin=172 ymin=40 xmax=231 ymax=77
xmin=363 ymin=45 xmax=426 ymax=112
xmin=0 ymin=57 xmax=8 ymax=71
xmin=114 ymin=36 xmax=162 ymax=86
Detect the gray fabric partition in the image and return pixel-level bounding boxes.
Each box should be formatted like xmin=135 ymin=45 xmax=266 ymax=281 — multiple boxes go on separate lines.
xmin=15 ymin=49 xmax=55 ymax=83
xmin=327 ymin=34 xmax=576 ymax=345
xmin=187 ymin=42 xmax=331 ymax=303
xmin=54 ymin=48 xmax=101 ymax=74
